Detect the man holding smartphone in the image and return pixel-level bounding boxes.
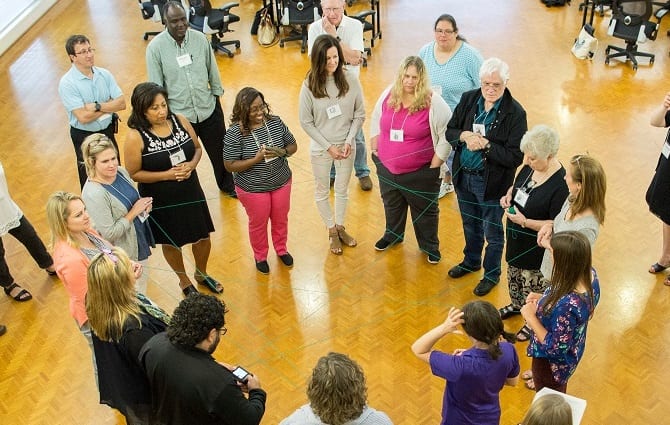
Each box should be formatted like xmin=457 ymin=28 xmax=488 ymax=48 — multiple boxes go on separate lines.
xmin=140 ymin=294 xmax=266 ymax=424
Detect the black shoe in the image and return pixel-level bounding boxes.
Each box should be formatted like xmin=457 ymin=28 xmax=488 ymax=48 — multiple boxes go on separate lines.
xmin=256 ymin=260 xmax=270 ymax=274
xmin=448 ymin=263 xmax=481 ymax=279
xmin=473 ymin=278 xmax=499 ymax=296
xmin=0 ymin=324 xmax=6 ymax=336
xmin=374 ymin=238 xmax=401 ymax=251
xmin=427 ymin=252 xmax=441 ymax=264
xmin=181 ymin=284 xmax=199 ymax=297
xmin=279 ymin=253 xmax=294 ymax=267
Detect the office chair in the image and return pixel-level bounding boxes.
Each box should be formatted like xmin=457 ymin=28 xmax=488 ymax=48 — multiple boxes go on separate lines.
xmin=138 ymin=0 xmax=167 ymax=40
xmin=279 ymin=0 xmax=321 ymax=53
xmin=349 ymin=1 xmax=382 ymax=67
xmin=605 ymin=0 xmax=659 ymax=69
xmin=183 ymin=0 xmax=241 ymax=58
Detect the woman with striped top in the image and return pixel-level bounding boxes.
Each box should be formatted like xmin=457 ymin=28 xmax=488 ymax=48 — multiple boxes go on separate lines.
xmin=224 ymin=87 xmax=297 ymax=274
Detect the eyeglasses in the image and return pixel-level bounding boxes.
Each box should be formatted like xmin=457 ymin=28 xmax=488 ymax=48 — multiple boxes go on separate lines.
xmin=250 ymin=104 xmax=269 ymax=114
xmin=481 ymin=81 xmax=504 ymax=90
xmin=323 ymin=7 xmax=343 ymax=13
xmin=219 ymin=327 xmax=228 ymax=336
xmin=435 ymin=29 xmax=455 ymax=35
xmin=74 ymin=48 xmax=96 ymax=56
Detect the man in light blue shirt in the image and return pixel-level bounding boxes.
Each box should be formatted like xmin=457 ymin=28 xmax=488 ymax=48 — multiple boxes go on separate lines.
xmin=58 ymin=34 xmax=126 ymax=189
xmin=146 ymin=1 xmax=235 ymax=196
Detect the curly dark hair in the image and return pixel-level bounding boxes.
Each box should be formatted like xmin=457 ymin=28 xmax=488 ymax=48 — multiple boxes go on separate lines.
xmin=462 ymin=300 xmax=516 ymax=360
xmin=230 ymin=87 xmax=273 ymax=136
xmin=167 ymin=294 xmax=227 ymax=347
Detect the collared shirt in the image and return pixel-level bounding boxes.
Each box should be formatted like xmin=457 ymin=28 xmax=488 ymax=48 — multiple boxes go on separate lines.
xmin=307 ymin=15 xmax=364 ymax=78
xmin=58 ymin=65 xmax=123 ymax=130
xmin=146 ymin=29 xmax=224 ymax=123
xmin=459 ymin=95 xmax=501 ymax=170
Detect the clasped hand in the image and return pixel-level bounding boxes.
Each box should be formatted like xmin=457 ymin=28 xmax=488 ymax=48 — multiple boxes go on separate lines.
xmin=462 ymin=131 xmax=488 ymax=152
xmin=172 ymin=163 xmax=192 ymax=181
xmin=327 ymin=144 xmax=351 ymax=160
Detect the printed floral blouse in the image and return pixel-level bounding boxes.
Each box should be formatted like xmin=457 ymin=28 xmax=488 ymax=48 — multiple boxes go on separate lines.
xmin=527 ymin=268 xmax=600 ymax=384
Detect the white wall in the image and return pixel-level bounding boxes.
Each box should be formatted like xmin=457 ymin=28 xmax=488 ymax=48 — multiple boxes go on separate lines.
xmin=0 ymin=0 xmax=58 ymax=57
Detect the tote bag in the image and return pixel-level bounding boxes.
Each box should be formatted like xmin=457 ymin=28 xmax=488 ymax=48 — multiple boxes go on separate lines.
xmin=572 ymin=24 xmax=598 ymax=60
xmin=257 ymin=8 xmax=277 ymax=46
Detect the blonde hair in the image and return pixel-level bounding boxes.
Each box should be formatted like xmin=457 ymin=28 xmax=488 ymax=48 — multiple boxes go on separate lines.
xmin=387 ymin=56 xmax=431 ymax=113
xmin=46 ymin=191 xmax=83 ymax=248
xmin=86 ymin=247 xmax=141 ymax=342
xmin=81 ymin=133 xmax=118 ymax=178
xmin=568 ymin=154 xmax=606 ymax=224
xmin=521 ymin=394 xmax=573 ymax=425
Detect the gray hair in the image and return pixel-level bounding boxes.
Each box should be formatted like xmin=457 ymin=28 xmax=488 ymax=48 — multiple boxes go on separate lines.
xmin=479 ymin=57 xmax=510 ymax=83
xmin=520 ymin=125 xmax=560 ymax=159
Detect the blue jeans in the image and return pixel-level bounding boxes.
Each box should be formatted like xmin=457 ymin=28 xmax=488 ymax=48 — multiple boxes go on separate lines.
xmin=330 ymin=129 xmax=370 ymax=178
xmin=454 ymin=172 xmax=505 ymax=282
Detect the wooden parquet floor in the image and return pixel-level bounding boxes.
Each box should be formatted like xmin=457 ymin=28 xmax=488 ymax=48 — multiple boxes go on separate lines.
xmin=1 ymin=0 xmax=670 ymax=424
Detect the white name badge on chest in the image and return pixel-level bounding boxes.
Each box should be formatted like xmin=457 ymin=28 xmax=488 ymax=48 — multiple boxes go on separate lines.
xmin=473 ymin=123 xmax=486 ymax=137
xmin=662 ymin=140 xmax=670 ymax=159
xmin=176 ymin=53 xmax=193 ymax=68
xmin=170 ymin=149 xmax=187 ymax=166
xmin=326 ymin=104 xmax=342 ymax=119
xmin=390 ymin=129 xmax=404 ymax=142
xmin=513 ymin=189 xmax=530 ymax=208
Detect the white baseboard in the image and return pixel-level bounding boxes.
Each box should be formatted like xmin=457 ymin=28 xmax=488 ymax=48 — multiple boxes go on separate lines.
xmin=0 ymin=0 xmax=58 ymax=58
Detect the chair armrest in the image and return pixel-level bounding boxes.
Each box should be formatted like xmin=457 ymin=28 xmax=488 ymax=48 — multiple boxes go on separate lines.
xmin=352 ymin=9 xmax=375 ymax=20
xmin=218 ymin=2 xmax=239 ymax=12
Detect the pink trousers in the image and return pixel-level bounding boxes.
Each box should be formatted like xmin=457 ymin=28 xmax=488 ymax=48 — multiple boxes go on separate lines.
xmin=236 ymin=180 xmax=291 ymax=261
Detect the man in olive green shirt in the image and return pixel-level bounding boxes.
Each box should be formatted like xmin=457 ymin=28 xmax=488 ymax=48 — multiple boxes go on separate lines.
xmin=146 ymin=1 xmax=235 ymax=196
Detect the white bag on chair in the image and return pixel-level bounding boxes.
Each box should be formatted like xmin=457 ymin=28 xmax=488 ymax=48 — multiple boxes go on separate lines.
xmin=572 ymin=24 xmax=598 ymax=60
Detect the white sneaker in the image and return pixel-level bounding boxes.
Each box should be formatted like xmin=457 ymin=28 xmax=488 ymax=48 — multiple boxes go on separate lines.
xmin=438 ymin=182 xmax=454 ymax=198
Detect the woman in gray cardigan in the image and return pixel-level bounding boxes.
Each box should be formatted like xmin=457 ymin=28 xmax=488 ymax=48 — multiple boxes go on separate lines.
xmin=81 ymin=134 xmax=154 ymax=293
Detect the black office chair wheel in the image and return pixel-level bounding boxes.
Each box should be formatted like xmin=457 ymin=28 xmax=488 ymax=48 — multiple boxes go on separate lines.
xmin=605 ymin=47 xmax=610 ymax=54
xmin=301 ymin=46 xmax=306 ymax=53
xmin=280 ymin=41 xmax=284 ymax=47
xmin=143 ymin=34 xmax=149 ymax=41
xmin=227 ymin=52 xmax=234 ymax=58
xmin=605 ymin=58 xmax=610 ymax=64
xmin=650 ymin=57 xmax=654 ymax=65
xmin=235 ymin=41 xmax=240 ymax=48
xmin=633 ymin=64 xmax=638 ymax=70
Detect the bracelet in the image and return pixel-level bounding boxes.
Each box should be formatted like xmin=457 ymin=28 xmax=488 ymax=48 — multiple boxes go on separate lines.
xmin=522 ymin=218 xmax=527 ymax=228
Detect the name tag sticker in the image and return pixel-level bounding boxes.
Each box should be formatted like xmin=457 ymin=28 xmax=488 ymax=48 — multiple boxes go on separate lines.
xmin=326 ymin=104 xmax=342 ymax=119
xmin=390 ymin=129 xmax=404 ymax=142
xmin=176 ymin=53 xmax=192 ymax=67
xmin=170 ymin=149 xmax=187 ymax=166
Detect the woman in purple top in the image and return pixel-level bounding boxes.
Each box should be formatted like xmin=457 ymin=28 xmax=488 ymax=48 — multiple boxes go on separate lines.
xmin=412 ymin=301 xmax=519 ymax=425
xmin=521 ymin=231 xmax=600 ymax=393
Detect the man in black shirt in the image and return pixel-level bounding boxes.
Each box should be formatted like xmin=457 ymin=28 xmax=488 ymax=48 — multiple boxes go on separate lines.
xmin=140 ymin=294 xmax=266 ymax=425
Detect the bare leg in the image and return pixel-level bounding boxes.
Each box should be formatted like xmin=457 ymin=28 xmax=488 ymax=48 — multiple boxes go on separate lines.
xmin=192 ymin=238 xmax=211 ymax=278
xmin=161 ymin=244 xmax=192 ymax=289
xmin=660 ymin=223 xmax=670 ymax=265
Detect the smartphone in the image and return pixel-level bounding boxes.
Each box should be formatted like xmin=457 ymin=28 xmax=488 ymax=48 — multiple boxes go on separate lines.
xmin=231 ymin=366 xmax=251 ymax=382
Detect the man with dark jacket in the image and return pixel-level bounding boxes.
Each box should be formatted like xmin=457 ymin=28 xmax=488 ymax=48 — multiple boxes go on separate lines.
xmin=445 ymin=57 xmax=527 ymax=296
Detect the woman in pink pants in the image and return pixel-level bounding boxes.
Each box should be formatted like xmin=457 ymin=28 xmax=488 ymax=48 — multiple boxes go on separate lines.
xmin=224 ymin=87 xmax=298 ymax=274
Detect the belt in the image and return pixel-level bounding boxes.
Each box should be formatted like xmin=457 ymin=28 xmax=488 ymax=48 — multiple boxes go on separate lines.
xmin=461 ymin=167 xmax=485 ymax=175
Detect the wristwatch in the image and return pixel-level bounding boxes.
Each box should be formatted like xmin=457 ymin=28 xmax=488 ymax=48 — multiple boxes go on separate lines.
xmin=95 ymin=102 xmax=101 ymax=112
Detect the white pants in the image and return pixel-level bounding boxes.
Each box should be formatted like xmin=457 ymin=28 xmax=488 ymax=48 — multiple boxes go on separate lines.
xmin=311 ymin=147 xmax=354 ymax=228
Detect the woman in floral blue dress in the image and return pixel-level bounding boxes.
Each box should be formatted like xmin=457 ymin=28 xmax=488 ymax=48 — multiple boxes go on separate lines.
xmin=520 ymin=230 xmax=600 ymax=392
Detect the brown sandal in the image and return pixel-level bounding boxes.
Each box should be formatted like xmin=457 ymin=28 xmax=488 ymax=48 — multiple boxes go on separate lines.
xmin=329 ymin=228 xmax=342 ymax=255
xmin=336 ymin=225 xmax=357 ymax=247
